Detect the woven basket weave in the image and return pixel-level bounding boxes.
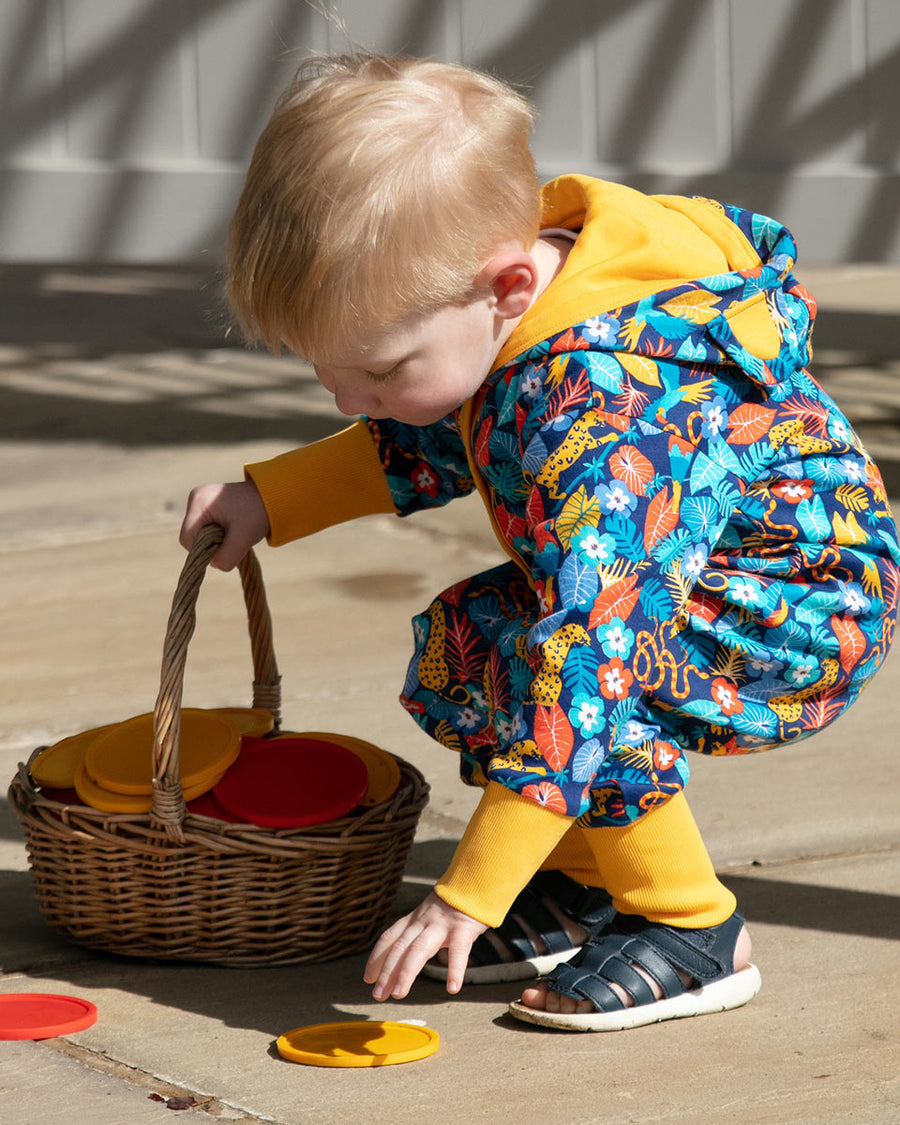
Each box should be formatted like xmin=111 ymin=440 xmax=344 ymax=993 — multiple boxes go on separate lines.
xmin=8 ymin=524 xmax=429 ymax=966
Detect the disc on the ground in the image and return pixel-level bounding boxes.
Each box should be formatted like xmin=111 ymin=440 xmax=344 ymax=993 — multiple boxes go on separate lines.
xmin=287 ymin=732 xmax=401 ymax=806
xmin=276 ymin=1020 xmax=439 ymax=1067
xmin=30 ymin=725 xmax=117 ymax=789
xmin=213 ymin=737 xmax=368 ymax=828
xmin=0 ymin=993 xmax=98 ymax=1040
xmin=210 ymin=707 xmax=275 ymax=736
xmin=84 ymin=709 xmax=240 ymax=795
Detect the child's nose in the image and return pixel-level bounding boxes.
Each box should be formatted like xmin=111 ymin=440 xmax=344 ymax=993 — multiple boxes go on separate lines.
xmin=335 ymin=390 xmax=381 ymax=417
xmin=332 ymin=381 xmax=381 ymax=417
xmin=314 ymin=366 xmax=381 ymax=417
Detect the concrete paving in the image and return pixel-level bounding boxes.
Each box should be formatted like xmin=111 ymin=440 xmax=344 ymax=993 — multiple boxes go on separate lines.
xmin=1 ymin=262 xmax=899 ymax=1125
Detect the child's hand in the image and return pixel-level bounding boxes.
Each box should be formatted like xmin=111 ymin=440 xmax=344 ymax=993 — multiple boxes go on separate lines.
xmin=179 ymin=480 xmax=271 ymax=571
xmin=363 ymin=891 xmax=488 ymax=1000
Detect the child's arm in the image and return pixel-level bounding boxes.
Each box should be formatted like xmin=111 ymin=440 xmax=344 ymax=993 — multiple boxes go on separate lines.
xmin=363 ymin=892 xmax=488 ymax=999
xmin=179 ymin=480 xmax=271 ymax=571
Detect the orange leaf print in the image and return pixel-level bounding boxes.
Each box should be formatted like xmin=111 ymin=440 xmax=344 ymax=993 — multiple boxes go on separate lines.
xmin=521 ymin=781 xmax=568 ymax=814
xmin=495 ymin=504 xmax=526 ymax=544
xmin=643 ymin=486 xmax=680 ymax=553
xmin=552 ymin=327 xmax=589 ymax=354
xmin=534 ymin=704 xmax=574 ymax=772
xmin=588 ymin=573 xmax=640 ymax=628
xmin=475 ymin=415 xmax=493 ymax=466
xmin=726 ymin=402 xmax=778 ymax=445
xmin=832 ymin=613 xmax=866 ymax=675
xmin=609 ymin=444 xmax=655 ymax=496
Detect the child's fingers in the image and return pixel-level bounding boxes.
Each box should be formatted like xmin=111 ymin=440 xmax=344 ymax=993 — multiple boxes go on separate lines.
xmin=362 ymin=918 xmax=408 ymax=984
xmin=179 ymin=483 xmax=224 ymax=550
xmin=370 ymin=924 xmax=432 ymax=1000
xmin=376 ymin=926 xmax=444 ymax=1001
xmin=443 ymin=939 xmax=471 ymax=995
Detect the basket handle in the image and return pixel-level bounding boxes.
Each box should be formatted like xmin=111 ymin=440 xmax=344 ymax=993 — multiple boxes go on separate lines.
xmin=151 ymin=524 xmax=281 ymax=838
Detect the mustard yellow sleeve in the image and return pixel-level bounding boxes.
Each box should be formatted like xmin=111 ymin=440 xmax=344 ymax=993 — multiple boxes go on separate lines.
xmin=435 ymin=782 xmax=574 ymax=927
xmin=244 ymin=420 xmax=397 ymax=545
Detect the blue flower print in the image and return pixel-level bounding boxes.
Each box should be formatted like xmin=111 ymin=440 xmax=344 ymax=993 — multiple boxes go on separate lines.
xmin=617 ymin=719 xmax=658 ymax=746
xmin=700 ymin=396 xmax=730 ymax=439
xmin=728 ymin=576 xmax=763 ymax=608
xmin=495 ymin=715 xmax=513 ymax=744
xmin=682 ymin=543 xmax=709 ymax=580
xmin=783 ymin=656 xmax=821 ymax=688
xmin=519 ymin=363 xmax=543 ymax=400
xmin=839 ymin=455 xmax=868 ymax=484
xmin=581 ymin=314 xmax=620 ymax=346
xmin=454 ymin=705 xmax=486 ymax=732
xmin=469 ymin=687 xmax=488 ymax=711
xmin=745 ymin=652 xmax=784 ymax=679
xmin=838 ymin=581 xmax=871 ymax=616
xmin=596 ymin=616 xmax=635 ymax=659
xmin=569 ymin=694 xmax=607 ymax=737
xmin=828 ymin=414 xmax=852 ymax=444
xmin=595 ymin=478 xmax=638 ymax=515
xmin=573 ymin=527 xmax=617 ymax=566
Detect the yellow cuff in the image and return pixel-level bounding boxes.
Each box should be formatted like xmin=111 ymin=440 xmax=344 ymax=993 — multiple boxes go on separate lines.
xmin=435 ymin=783 xmax=573 ymax=927
xmin=244 ymin=421 xmax=396 ymax=545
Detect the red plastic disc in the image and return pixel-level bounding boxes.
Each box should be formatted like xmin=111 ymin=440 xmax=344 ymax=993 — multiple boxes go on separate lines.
xmin=37 ymin=787 xmax=83 ymax=806
xmin=213 ymin=737 xmax=368 ymax=828
xmin=0 ymin=993 xmax=98 ymax=1040
xmin=185 ymin=791 xmax=246 ymax=823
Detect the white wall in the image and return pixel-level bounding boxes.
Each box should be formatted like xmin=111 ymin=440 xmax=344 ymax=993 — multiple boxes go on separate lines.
xmin=1 ymin=0 xmax=898 ymax=264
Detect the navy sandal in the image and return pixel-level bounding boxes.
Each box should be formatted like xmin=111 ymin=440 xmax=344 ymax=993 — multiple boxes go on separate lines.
xmin=424 ymin=870 xmax=616 ymax=984
xmin=508 ymin=910 xmax=761 ymax=1030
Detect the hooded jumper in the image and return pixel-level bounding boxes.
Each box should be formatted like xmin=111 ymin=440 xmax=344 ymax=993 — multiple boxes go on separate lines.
xmin=246 ymin=176 xmax=900 ymax=923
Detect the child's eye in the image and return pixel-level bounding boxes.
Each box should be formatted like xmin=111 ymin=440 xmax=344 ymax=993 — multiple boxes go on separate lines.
xmin=365 ymin=365 xmax=400 ymax=384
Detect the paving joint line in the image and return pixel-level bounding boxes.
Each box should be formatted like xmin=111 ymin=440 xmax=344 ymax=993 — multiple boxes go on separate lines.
xmin=40 ymin=1037 xmax=283 ymax=1124
xmin=717 ymin=840 xmax=900 ymax=874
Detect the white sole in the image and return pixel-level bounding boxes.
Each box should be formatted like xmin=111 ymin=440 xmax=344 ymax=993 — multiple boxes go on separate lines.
xmin=423 ymin=945 xmax=581 ymax=986
xmin=507 ymin=963 xmax=762 ymax=1031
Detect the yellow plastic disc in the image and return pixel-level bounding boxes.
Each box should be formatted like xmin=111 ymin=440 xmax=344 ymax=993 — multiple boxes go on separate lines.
xmin=31 ymin=725 xmax=118 ymax=789
xmin=280 ymin=732 xmax=401 ymax=806
xmin=276 ymin=1021 xmax=439 ymax=1068
xmin=84 ymin=710 xmax=240 ymax=796
xmin=73 ymin=761 xmax=212 ymax=814
xmin=209 ymin=707 xmax=274 ymax=737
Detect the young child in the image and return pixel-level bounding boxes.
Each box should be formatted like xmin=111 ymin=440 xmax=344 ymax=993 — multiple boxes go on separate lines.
xmin=180 ymin=54 xmax=900 ymax=1032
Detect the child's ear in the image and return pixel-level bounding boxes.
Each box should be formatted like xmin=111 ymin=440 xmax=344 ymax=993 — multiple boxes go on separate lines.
xmin=479 ymin=250 xmax=539 ymax=320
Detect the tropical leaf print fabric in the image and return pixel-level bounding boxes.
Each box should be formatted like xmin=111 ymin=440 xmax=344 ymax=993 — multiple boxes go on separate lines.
xmin=372 ymin=201 xmax=900 ymax=828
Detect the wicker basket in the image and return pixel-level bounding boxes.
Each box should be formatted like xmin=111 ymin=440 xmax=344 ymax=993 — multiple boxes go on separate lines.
xmin=8 ymin=524 xmax=429 ymax=966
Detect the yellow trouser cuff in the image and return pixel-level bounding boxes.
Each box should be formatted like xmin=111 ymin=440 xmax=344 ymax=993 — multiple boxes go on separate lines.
xmin=577 ymin=792 xmax=736 ymax=927
xmin=435 ymin=783 xmax=573 ymax=927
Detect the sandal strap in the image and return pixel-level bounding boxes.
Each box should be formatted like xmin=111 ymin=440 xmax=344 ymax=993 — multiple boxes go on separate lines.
xmin=530 ymin=871 xmax=616 ymax=931
xmin=541 ymin=911 xmax=745 ymax=1013
xmin=468 ymin=872 xmax=616 ymax=967
xmin=616 ymin=910 xmax=745 ymax=983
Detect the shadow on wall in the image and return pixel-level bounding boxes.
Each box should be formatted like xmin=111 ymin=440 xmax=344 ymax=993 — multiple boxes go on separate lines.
xmin=0 ymin=0 xmax=898 ymax=262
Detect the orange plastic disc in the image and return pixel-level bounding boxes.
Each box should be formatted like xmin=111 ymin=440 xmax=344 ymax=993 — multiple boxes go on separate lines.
xmin=276 ymin=1020 xmax=438 ymax=1067
xmin=209 ymin=707 xmax=275 ymax=736
xmin=74 ymin=761 xmax=212 ymax=814
xmin=288 ymin=732 xmax=401 ymax=806
xmin=84 ymin=710 xmax=240 ymax=796
xmin=31 ymin=725 xmax=118 ymax=789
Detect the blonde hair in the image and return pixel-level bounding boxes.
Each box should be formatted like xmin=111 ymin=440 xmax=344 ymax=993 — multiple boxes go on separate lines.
xmin=227 ymin=54 xmax=540 ymax=359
